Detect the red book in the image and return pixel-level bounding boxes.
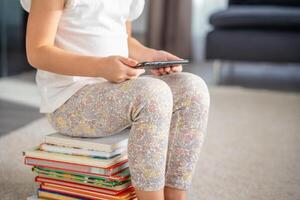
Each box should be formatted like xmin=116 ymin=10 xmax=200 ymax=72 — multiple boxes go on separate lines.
xmin=25 ymin=156 xmax=129 ymax=180
xmin=35 ymin=176 xmax=133 ymax=196
xmin=39 ymin=181 xmax=136 ymax=200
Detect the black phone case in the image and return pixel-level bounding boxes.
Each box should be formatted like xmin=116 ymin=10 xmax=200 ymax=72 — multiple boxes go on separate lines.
xmin=135 ymin=60 xmax=189 ymax=69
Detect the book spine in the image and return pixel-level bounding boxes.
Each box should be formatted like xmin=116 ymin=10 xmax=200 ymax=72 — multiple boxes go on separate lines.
xmin=40 ymin=143 xmax=96 ymax=157
xmin=40 ymin=144 xmax=118 ymax=159
xmin=44 ymin=137 xmax=113 ymax=152
xmin=24 ymin=149 xmax=127 ymax=168
xmin=25 ymin=157 xmax=108 ymax=175
xmin=36 ymin=177 xmax=118 ymax=195
xmin=25 ymin=157 xmax=129 ymax=180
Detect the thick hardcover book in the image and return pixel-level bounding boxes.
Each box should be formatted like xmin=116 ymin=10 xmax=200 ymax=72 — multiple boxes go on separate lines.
xmin=23 ymin=148 xmax=127 ymax=168
xmin=38 ymin=189 xmax=84 ymax=200
xmin=33 ymin=167 xmax=131 ymax=187
xmin=36 ymin=176 xmax=133 ymax=195
xmin=40 ymin=182 xmax=136 ymax=200
xmin=44 ymin=129 xmax=129 ymax=152
xmin=25 ymin=157 xmax=128 ymax=179
xmin=38 ymin=173 xmax=131 ymax=191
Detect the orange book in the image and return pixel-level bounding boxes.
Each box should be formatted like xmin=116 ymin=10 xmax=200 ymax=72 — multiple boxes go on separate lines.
xmin=38 ymin=189 xmax=82 ymax=200
xmin=40 ymin=182 xmax=136 ymax=200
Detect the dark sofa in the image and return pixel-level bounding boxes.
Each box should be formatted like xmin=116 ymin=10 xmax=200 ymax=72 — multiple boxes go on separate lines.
xmin=205 ymin=0 xmax=300 ymax=83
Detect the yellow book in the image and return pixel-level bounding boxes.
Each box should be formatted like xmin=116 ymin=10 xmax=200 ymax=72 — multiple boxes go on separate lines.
xmin=38 ymin=190 xmax=82 ymax=200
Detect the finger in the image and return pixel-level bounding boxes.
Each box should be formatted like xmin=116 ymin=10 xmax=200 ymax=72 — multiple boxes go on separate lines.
xmin=128 ymin=69 xmax=145 ymax=79
xmin=159 ymin=67 xmax=165 ymax=74
xmin=126 ymin=67 xmax=145 ymax=77
xmin=150 ymin=69 xmax=161 ymax=76
xmin=171 ymin=66 xmax=177 ymax=72
xmin=119 ymin=57 xmax=138 ymax=67
xmin=165 ymin=67 xmax=171 ymax=73
xmin=177 ymin=65 xmax=183 ymax=72
xmin=172 ymin=65 xmax=182 ymax=72
xmin=172 ymin=66 xmax=180 ymax=72
xmin=127 ymin=69 xmax=145 ymax=77
xmin=126 ymin=76 xmax=138 ymax=80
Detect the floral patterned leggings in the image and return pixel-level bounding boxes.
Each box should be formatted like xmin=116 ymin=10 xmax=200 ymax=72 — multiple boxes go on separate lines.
xmin=46 ymin=72 xmax=210 ymax=191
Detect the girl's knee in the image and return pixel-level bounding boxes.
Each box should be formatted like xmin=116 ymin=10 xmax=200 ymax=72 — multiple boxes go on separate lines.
xmin=126 ymin=77 xmax=174 ymax=123
xmin=179 ymin=72 xmax=208 ymax=90
xmin=133 ymin=77 xmax=174 ymax=108
xmin=173 ymin=72 xmax=210 ymax=107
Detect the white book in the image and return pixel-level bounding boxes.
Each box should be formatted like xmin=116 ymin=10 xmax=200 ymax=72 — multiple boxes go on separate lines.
xmin=44 ymin=128 xmax=130 ymax=152
xmin=40 ymin=143 xmax=127 ymax=159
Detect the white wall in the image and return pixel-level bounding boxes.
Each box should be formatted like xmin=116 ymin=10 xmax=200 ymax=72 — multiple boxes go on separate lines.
xmin=192 ymin=0 xmax=227 ymax=62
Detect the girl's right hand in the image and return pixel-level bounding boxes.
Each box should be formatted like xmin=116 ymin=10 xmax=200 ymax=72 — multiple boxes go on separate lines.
xmin=100 ymin=56 xmax=145 ymax=83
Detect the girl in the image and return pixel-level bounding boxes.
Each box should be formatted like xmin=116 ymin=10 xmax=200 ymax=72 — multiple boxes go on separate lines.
xmin=21 ymin=0 xmax=210 ymax=199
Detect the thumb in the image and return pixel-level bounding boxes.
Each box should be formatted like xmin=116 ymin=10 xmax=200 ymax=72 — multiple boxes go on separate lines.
xmin=119 ymin=57 xmax=138 ymax=67
xmin=159 ymin=50 xmax=183 ymax=60
xmin=126 ymin=67 xmax=145 ymax=77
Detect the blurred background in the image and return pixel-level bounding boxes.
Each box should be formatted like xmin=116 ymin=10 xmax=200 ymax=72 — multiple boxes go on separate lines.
xmin=0 ymin=0 xmax=300 ymax=199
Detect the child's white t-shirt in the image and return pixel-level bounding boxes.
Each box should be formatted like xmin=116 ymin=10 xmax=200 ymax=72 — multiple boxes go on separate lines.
xmin=20 ymin=0 xmax=145 ymax=113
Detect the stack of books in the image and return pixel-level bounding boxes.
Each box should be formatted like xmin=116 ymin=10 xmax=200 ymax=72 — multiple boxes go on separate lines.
xmin=23 ymin=128 xmax=136 ymax=200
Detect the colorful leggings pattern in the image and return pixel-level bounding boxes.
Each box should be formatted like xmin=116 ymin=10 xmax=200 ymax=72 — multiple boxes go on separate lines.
xmin=46 ymin=72 xmax=210 ymax=191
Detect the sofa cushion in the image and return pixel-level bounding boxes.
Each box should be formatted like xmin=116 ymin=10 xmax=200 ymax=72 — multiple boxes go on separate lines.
xmin=229 ymin=0 xmax=300 ymax=6
xmin=210 ymin=6 xmax=300 ymax=29
xmin=205 ymin=29 xmax=300 ymax=63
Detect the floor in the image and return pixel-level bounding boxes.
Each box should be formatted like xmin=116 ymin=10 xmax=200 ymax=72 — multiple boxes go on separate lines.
xmin=0 ymin=74 xmax=42 ymax=136
xmin=0 ymin=99 xmax=41 ymax=135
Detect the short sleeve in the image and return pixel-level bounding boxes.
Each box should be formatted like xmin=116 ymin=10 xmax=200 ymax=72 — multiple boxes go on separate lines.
xmin=20 ymin=0 xmax=31 ymax=12
xmin=20 ymin=0 xmax=72 ymax=12
xmin=128 ymin=0 xmax=145 ymax=21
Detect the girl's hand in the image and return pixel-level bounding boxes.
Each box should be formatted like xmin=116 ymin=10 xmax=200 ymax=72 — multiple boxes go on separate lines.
xmin=100 ymin=56 xmax=145 ymax=83
xmin=147 ymin=50 xmax=183 ymax=76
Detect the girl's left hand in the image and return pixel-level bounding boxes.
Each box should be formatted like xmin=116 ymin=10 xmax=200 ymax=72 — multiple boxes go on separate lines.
xmin=147 ymin=50 xmax=183 ymax=76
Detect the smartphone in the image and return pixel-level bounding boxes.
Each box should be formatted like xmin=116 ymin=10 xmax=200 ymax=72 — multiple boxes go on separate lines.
xmin=135 ymin=60 xmax=189 ymax=69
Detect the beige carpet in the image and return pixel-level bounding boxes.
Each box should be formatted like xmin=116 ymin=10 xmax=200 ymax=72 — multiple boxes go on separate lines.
xmin=1 ymin=86 xmax=299 ymax=200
